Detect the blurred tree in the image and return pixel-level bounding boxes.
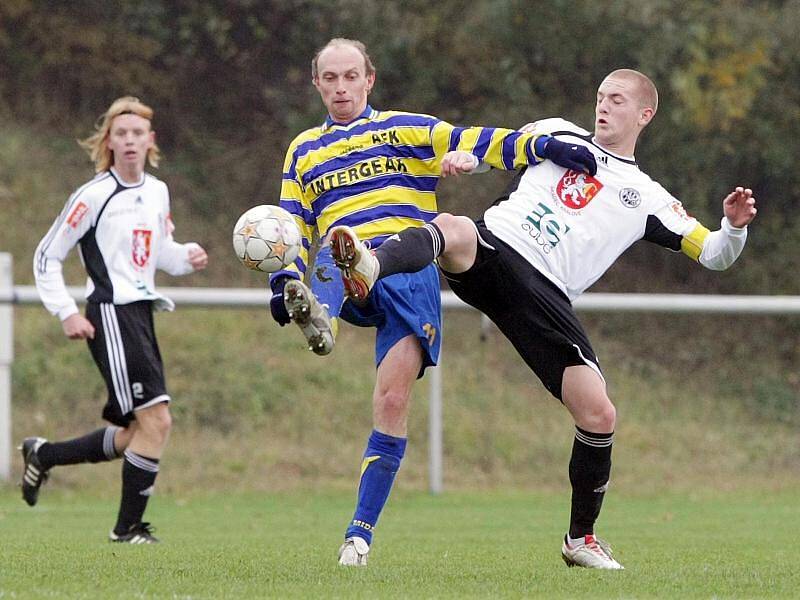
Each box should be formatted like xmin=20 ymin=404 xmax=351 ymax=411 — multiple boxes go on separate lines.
xmin=0 ymin=0 xmax=796 ymax=292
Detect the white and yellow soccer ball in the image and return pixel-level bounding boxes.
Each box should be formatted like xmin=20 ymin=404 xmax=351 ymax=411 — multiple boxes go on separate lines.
xmin=232 ymin=205 xmax=302 ymax=273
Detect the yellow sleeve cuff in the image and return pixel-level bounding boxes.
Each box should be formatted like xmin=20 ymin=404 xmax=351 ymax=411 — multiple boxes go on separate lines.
xmin=681 ymin=223 xmax=711 ymax=261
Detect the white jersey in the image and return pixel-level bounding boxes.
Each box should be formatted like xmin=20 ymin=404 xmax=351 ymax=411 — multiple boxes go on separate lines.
xmin=34 ymin=168 xmax=199 ymax=320
xmin=484 ymin=118 xmax=748 ymax=300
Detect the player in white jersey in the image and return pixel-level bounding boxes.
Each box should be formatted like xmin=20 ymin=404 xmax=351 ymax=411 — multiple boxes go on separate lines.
xmin=328 ymin=69 xmax=757 ymax=569
xmin=23 ymin=97 xmax=208 ymax=544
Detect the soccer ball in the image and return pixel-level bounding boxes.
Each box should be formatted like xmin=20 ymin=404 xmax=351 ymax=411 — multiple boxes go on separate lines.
xmin=232 ymin=205 xmax=302 ymax=273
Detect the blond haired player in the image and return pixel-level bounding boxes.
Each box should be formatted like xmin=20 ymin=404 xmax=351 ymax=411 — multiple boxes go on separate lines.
xmin=24 ymin=97 xmax=208 ymax=543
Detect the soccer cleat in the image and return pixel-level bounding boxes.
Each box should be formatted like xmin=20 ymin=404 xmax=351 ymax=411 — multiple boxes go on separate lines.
xmin=283 ymin=279 xmax=335 ymax=356
xmin=338 ymin=536 xmax=370 ymax=566
xmin=561 ymin=534 xmax=624 ymax=570
xmin=109 ymin=522 xmax=160 ymax=544
xmin=19 ymin=437 xmax=49 ymax=507
xmin=329 ymin=226 xmax=380 ymax=302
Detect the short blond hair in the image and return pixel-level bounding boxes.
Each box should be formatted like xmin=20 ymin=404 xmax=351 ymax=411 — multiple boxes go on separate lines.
xmin=79 ymin=96 xmax=161 ymax=173
xmin=607 ymin=69 xmax=659 ymax=114
xmin=311 ymin=38 xmax=375 ymax=80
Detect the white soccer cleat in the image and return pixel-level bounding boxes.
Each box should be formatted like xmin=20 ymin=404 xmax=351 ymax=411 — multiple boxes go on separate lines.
xmin=561 ymin=534 xmax=624 ymax=570
xmin=338 ymin=536 xmax=369 ymax=567
xmin=283 ymin=280 xmax=335 ymax=356
xmin=329 ymin=226 xmax=380 ymax=303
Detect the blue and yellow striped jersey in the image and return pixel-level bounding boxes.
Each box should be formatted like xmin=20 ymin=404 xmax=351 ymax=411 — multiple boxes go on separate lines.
xmin=275 ymin=105 xmax=544 ymax=279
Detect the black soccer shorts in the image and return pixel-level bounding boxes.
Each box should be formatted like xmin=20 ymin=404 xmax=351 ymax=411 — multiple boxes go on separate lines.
xmin=86 ymin=301 xmax=170 ymax=427
xmin=442 ymin=221 xmax=603 ymax=400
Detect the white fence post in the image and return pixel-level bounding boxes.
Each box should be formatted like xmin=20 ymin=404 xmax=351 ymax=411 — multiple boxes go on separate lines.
xmin=428 ymin=362 xmax=443 ymax=495
xmin=0 ymin=253 xmax=13 ymax=481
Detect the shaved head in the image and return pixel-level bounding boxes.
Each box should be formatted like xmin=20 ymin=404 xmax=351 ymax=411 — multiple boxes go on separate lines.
xmin=605 ymin=69 xmax=658 ymax=114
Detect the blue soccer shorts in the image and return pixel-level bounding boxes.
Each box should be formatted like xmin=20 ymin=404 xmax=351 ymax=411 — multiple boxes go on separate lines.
xmin=311 ymin=246 xmax=442 ymax=376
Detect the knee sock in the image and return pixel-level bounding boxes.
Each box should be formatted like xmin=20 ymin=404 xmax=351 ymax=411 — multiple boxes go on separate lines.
xmin=36 ymin=426 xmax=122 ymax=470
xmin=114 ymin=450 xmax=159 ymax=535
xmin=374 ymin=223 xmax=446 ymax=279
xmin=568 ymin=426 xmax=613 ymax=539
xmin=345 ymin=430 xmax=407 ymax=545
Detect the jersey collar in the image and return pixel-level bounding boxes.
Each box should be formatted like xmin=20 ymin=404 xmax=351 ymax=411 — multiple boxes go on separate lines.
xmin=110 ymin=167 xmax=146 ymax=187
xmin=322 ymin=104 xmax=377 ymax=131
xmin=590 ymin=137 xmax=637 ymax=165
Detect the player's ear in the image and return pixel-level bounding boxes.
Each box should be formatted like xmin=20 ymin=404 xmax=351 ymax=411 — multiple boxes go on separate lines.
xmin=639 ymin=107 xmax=655 ymax=127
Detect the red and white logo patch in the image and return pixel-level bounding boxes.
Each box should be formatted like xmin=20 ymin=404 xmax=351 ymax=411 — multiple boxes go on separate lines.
xmin=132 ymin=229 xmax=152 ymax=267
xmin=66 ymin=201 xmax=88 ymax=228
xmin=556 ymin=170 xmax=603 ymax=210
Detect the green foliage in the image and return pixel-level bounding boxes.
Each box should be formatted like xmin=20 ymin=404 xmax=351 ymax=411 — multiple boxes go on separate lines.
xmin=2 ymin=1 xmax=798 ymax=293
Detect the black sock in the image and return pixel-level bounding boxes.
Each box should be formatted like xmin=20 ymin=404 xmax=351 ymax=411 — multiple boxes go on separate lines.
xmin=114 ymin=450 xmax=159 ymax=535
xmin=37 ymin=427 xmax=121 ymax=470
xmin=568 ymin=426 xmax=613 ymax=539
xmin=374 ymin=223 xmax=445 ymax=279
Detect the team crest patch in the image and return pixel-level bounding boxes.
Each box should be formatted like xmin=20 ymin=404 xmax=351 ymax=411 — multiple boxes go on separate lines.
xmin=556 ymin=170 xmax=603 ymax=211
xmin=132 ymin=229 xmax=152 ymax=267
xmin=66 ymin=201 xmax=88 ymax=228
xmin=619 ymin=187 xmax=641 ymax=208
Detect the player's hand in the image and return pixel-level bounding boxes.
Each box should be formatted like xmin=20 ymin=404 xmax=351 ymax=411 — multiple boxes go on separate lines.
xmin=518 ymin=122 xmax=538 ymax=134
xmin=537 ymin=136 xmax=597 ymax=176
xmin=187 ymin=243 xmax=208 ymax=271
xmin=62 ymin=313 xmax=95 ymax=340
xmin=723 ymin=187 xmax=757 ymax=228
xmin=441 ymin=151 xmax=480 ymax=178
xmin=269 ymin=275 xmax=293 ymax=326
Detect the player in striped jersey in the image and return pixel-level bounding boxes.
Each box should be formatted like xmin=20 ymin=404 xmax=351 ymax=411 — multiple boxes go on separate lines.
xmin=24 ymin=97 xmax=208 ymax=543
xmin=329 ymin=69 xmax=757 ymax=569
xmin=267 ymin=38 xmax=596 ymax=566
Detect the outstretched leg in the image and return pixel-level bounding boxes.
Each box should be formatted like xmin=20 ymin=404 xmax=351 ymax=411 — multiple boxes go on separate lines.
xmin=330 ymin=213 xmax=478 ymax=301
xmin=20 ymin=425 xmax=134 ymax=507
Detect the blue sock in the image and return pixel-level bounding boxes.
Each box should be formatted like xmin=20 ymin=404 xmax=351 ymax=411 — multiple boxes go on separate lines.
xmin=345 ymin=429 xmax=407 ymax=545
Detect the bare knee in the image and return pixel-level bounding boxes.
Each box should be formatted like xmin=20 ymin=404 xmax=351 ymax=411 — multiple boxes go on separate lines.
xmin=136 ymin=404 xmax=172 ymax=444
xmin=577 ymin=400 xmax=616 ymax=433
xmin=432 ymin=213 xmax=476 ymax=273
xmin=433 ymin=213 xmax=472 ymax=242
xmin=375 ymin=389 xmax=410 ymax=421
xmin=373 ymin=388 xmax=412 ymax=435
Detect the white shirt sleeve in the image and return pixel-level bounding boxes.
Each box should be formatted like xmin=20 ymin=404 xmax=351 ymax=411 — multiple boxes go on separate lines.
xmin=33 ymin=196 xmax=94 ymax=321
xmin=699 ymin=217 xmax=748 ymax=271
xmin=155 ymin=190 xmax=196 ymax=276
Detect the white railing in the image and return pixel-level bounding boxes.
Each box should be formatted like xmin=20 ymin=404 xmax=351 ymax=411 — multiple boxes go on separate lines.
xmin=2 ymin=252 xmax=799 ymax=490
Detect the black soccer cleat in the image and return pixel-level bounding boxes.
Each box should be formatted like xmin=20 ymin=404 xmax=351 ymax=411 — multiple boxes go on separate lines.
xmin=109 ymin=522 xmax=160 ymax=544
xmin=19 ymin=437 xmax=49 ymax=507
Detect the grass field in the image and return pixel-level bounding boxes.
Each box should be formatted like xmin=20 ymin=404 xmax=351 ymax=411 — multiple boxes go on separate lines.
xmin=1 ymin=487 xmax=796 ymax=598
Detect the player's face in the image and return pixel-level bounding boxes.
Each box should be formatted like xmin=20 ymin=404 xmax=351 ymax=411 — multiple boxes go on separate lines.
xmin=313 ymin=45 xmax=375 ymax=124
xmin=107 ymin=114 xmax=154 ymax=177
xmin=594 ymin=76 xmax=649 ymax=154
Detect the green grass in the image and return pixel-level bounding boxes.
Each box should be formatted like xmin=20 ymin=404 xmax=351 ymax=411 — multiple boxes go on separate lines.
xmin=0 ymin=488 xmax=796 ymax=598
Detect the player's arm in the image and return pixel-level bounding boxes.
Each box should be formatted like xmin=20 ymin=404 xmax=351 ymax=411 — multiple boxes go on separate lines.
xmin=695 ymin=187 xmax=756 ymax=270
xmin=156 ymin=187 xmax=208 ymax=275
xmin=644 ymin=187 xmax=756 ymax=270
xmin=267 ymin=142 xmax=318 ymax=326
xmin=33 ymin=193 xmax=95 ymax=339
xmin=269 ymin=142 xmax=316 ymax=288
xmin=431 ymin=120 xmax=596 ymax=176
